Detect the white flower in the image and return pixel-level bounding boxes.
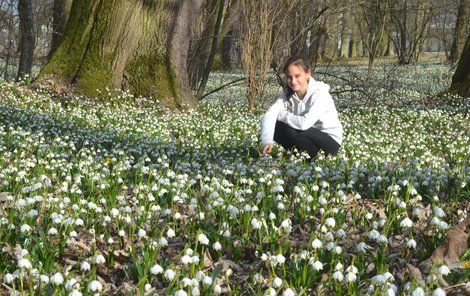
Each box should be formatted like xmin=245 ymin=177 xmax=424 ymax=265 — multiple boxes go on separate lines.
xmin=150 ymin=264 xmax=163 ymax=275
xmin=198 ymin=233 xmax=209 ymax=245
xmin=325 ymin=217 xmax=336 ymax=228
xmin=311 ymin=238 xmax=322 ymax=249
xmin=167 ymin=228 xmax=176 ymax=238
xmin=40 ymin=274 xmax=49 ymax=284
xmin=95 ymin=254 xmax=106 ymax=264
xmin=371 ymin=274 xmax=385 ymax=285
xmin=213 ymin=284 xmax=222 ymax=294
xmin=138 ymin=229 xmax=147 ymax=238
xmin=273 ymin=277 xmax=283 ymax=288
xmin=3 ymin=273 xmax=14 ymax=283
xmin=203 ymin=276 xmax=212 ymax=285
xmin=437 ymin=265 xmax=450 ymax=276
xmin=311 ymin=260 xmax=323 ymax=271
xmin=406 ymin=239 xmax=417 ymax=249
xmin=282 ymin=288 xmax=295 ymax=296
xmin=251 ymin=218 xmax=262 ymax=229
xmin=164 ymin=269 xmax=176 ymax=281
xmin=400 ymin=217 xmax=413 ymax=228
xmin=332 ymin=271 xmax=344 ymax=281
xmin=81 ymin=261 xmax=91 ymax=271
xmin=265 ymin=287 xmax=276 ymax=296
xmin=412 ymin=287 xmax=425 ymax=296
xmin=20 ymin=224 xmax=32 ymax=233
xmin=346 ymin=265 xmax=358 ymax=274
xmin=181 ymin=255 xmax=192 ymax=265
xmin=66 ymin=278 xmax=79 ymax=291
xmin=50 ymin=272 xmax=64 ymax=285
xmin=69 ymin=290 xmax=83 ymax=296
xmin=212 ymin=241 xmax=222 ymax=251
xmin=276 ymin=254 xmax=286 ymax=264
xmin=48 ymin=227 xmax=58 ymax=235
xmin=174 ymin=290 xmax=187 ymax=296
xmin=357 ymin=242 xmax=368 ymax=252
xmin=18 ymin=258 xmax=32 ymax=269
xmin=432 ymin=288 xmax=446 ymax=296
xmin=345 ymin=272 xmax=357 ymax=282
xmin=385 ymin=287 xmax=396 ymax=296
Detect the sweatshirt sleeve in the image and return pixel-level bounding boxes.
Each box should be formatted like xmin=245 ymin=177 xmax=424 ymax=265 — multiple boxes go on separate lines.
xmin=277 ymin=90 xmax=329 ymax=130
xmin=260 ymin=98 xmax=286 ymax=145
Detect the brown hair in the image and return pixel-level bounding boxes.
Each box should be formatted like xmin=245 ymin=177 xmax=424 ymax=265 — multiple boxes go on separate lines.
xmin=282 ymin=56 xmax=311 ymax=98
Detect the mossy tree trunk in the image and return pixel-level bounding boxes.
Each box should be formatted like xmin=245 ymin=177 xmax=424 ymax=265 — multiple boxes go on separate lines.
xmin=48 ymin=0 xmax=72 ymax=59
xmin=449 ymin=33 xmax=470 ymax=97
xmin=36 ymin=0 xmax=202 ymax=110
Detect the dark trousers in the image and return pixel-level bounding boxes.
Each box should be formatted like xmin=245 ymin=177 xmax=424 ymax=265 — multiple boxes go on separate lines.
xmin=273 ymin=121 xmax=340 ymax=158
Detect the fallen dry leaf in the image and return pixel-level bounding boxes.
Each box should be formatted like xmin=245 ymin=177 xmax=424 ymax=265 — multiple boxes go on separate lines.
xmin=420 ymin=217 xmax=470 ymax=272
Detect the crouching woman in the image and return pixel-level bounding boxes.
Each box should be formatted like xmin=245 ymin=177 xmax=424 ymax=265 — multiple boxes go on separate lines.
xmin=260 ymin=56 xmax=343 ymax=159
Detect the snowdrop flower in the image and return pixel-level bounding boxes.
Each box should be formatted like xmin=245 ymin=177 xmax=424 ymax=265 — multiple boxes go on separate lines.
xmin=48 ymin=227 xmax=58 ymax=235
xmin=167 ymin=228 xmax=176 ymax=238
xmin=174 ymin=290 xmax=187 ymax=296
xmin=311 ymin=238 xmax=322 ymax=249
xmin=357 ymin=242 xmax=368 ymax=252
xmin=345 ymin=272 xmax=357 ymax=282
xmin=138 ymin=229 xmax=147 ymax=238
xmin=282 ymin=288 xmax=295 ymax=296
xmin=18 ymin=258 xmax=32 ymax=269
xmin=40 ymin=274 xmax=49 ymax=284
xmin=371 ymin=274 xmax=385 ymax=285
xmin=332 ymin=271 xmax=344 ymax=281
xmin=437 ymin=265 xmax=450 ymax=276
xmin=66 ymin=278 xmax=79 ymax=291
xmin=69 ymin=290 xmax=83 ymax=296
xmin=50 ymin=272 xmax=64 ymax=285
xmin=325 ymin=217 xmax=336 ymax=228
xmin=276 ymin=254 xmax=286 ymax=264
xmin=412 ymin=287 xmax=425 ymax=296
xmin=95 ymin=254 xmax=106 ymax=264
xmin=20 ymin=224 xmax=32 ymax=233
xmin=346 ymin=265 xmax=358 ymax=274
xmin=432 ymin=288 xmax=446 ymax=296
xmin=164 ymin=269 xmax=176 ymax=281
xmin=251 ymin=218 xmax=262 ymax=230
xmin=181 ymin=255 xmax=192 ymax=265
xmin=203 ymin=276 xmax=213 ymax=285
xmin=3 ymin=273 xmax=14 ymax=284
xmin=198 ymin=233 xmax=209 ymax=245
xmin=81 ymin=261 xmax=91 ymax=271
xmin=213 ymin=284 xmax=222 ymax=294
xmin=400 ymin=217 xmax=413 ymax=228
xmin=273 ymin=277 xmax=283 ymax=288
xmin=150 ymin=264 xmax=163 ymax=275
xmin=311 ymin=260 xmax=323 ymax=271
xmin=385 ymin=287 xmax=396 ymax=296
xmin=265 ymin=287 xmax=276 ymax=296
xmin=406 ymin=239 xmax=417 ymax=249
xmin=212 ymin=241 xmax=222 ymax=251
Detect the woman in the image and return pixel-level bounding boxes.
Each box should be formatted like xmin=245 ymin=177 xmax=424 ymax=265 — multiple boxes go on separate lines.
xmin=260 ymin=56 xmax=343 ymax=159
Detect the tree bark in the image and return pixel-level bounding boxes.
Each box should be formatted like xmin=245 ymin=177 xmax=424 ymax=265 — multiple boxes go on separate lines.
xmin=36 ymin=0 xmax=202 ymax=110
xmin=48 ymin=0 xmax=72 ymax=59
xmin=449 ymin=33 xmax=470 ymax=97
xmin=449 ymin=0 xmax=470 ymax=63
xmin=17 ymin=0 xmax=35 ymax=80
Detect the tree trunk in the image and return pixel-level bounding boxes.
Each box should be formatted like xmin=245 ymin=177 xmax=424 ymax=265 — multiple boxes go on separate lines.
xmin=220 ymin=28 xmax=233 ymax=70
xmin=196 ymin=0 xmax=225 ymax=99
xmin=48 ymin=0 xmax=73 ymax=59
xmin=449 ymin=0 xmax=470 ymax=63
xmin=36 ymin=0 xmax=202 ymax=110
xmin=449 ymin=33 xmax=470 ymax=97
xmin=17 ymin=0 xmax=35 ymax=80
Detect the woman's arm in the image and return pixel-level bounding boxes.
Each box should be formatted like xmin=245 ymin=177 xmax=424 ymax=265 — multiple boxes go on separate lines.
xmin=260 ymin=98 xmax=286 ymax=146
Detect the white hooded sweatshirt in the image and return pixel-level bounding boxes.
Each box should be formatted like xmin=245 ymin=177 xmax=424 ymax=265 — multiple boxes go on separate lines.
xmin=260 ymin=78 xmax=343 ymax=146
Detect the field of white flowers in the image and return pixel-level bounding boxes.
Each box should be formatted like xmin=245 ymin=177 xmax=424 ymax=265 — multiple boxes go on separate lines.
xmin=0 ymin=62 xmax=468 ymax=295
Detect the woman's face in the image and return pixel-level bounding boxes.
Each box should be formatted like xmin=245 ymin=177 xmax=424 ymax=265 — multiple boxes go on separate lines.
xmin=285 ymin=64 xmax=311 ymax=96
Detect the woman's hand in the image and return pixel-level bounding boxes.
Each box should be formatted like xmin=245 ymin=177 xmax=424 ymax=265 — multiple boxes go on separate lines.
xmin=262 ymin=143 xmax=273 ymax=156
